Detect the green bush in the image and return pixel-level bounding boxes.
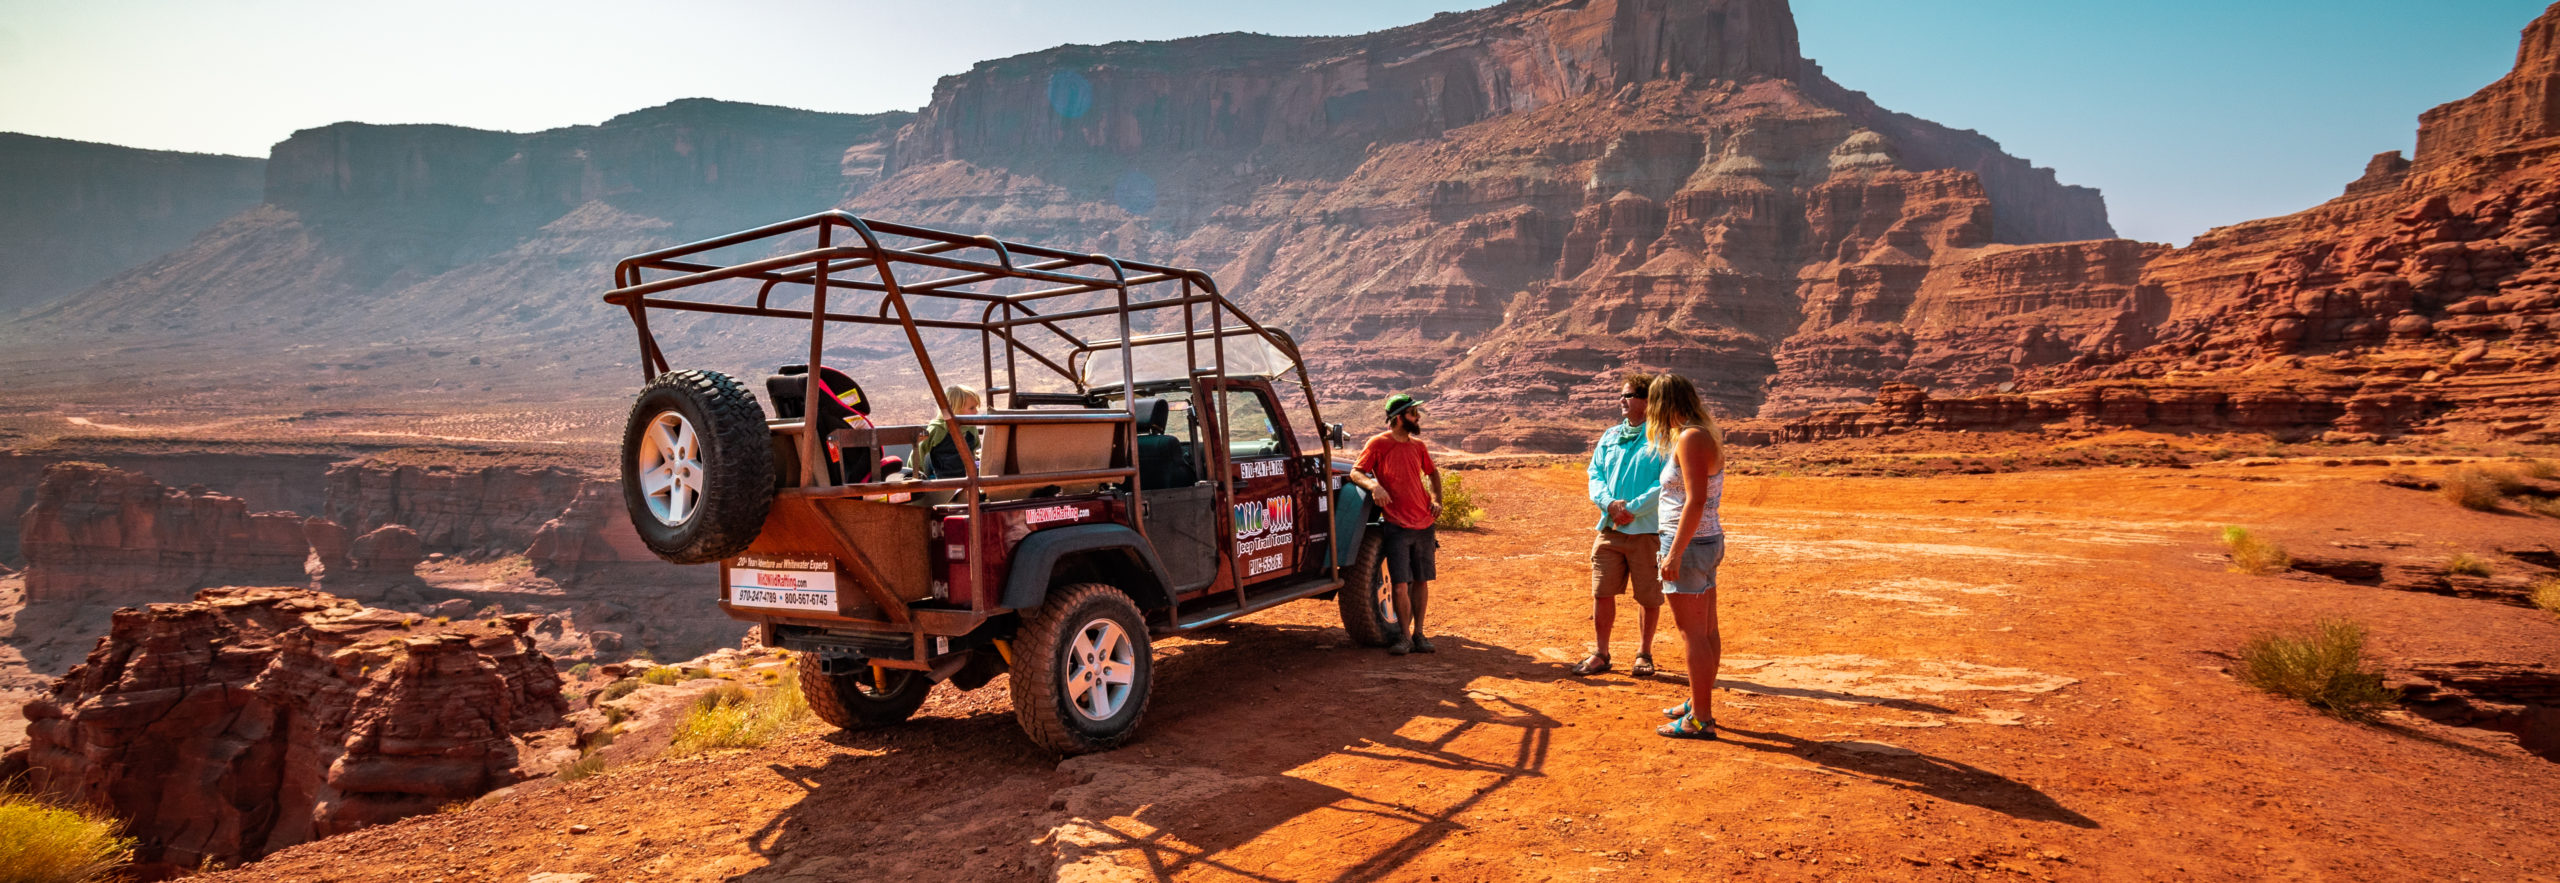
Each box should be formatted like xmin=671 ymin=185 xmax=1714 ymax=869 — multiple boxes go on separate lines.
xmin=670 ymin=675 xmax=812 ymax=755
xmin=2439 ymin=465 xmax=2512 ymax=511
xmin=2220 ymin=526 xmax=2291 ymax=575
xmin=2531 ymin=578 xmax=2560 ymax=617
xmin=597 ymin=679 xmax=641 ymax=702
xmin=0 ymin=792 xmax=135 ymax=883
xmin=2237 ymin=619 xmax=2400 ymax=722
xmin=640 ymin=666 xmax=685 ymax=686
xmin=566 ymin=662 xmax=594 ymax=679
xmin=1436 ymin=470 xmax=1486 ymax=530
xmin=2446 ymin=553 xmax=2492 ymax=577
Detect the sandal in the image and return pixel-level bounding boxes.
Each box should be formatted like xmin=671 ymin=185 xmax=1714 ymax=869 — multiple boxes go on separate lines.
xmin=1657 ymin=712 xmax=1718 ymax=740
xmin=1571 ymin=653 xmax=1611 ymax=676
xmin=1631 ymin=654 xmax=1656 ymax=678
xmin=1662 ymin=699 xmax=1690 ymax=720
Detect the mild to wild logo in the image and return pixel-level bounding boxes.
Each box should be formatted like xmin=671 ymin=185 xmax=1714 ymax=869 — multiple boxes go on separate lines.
xmin=1232 ymin=495 xmax=1294 ymax=538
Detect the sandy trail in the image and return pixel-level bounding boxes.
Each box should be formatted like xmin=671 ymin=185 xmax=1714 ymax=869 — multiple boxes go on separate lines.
xmin=209 ymin=462 xmax=2560 ymax=882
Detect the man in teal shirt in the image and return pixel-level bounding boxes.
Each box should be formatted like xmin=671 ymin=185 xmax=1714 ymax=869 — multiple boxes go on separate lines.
xmin=1576 ymin=373 xmax=1668 ymax=677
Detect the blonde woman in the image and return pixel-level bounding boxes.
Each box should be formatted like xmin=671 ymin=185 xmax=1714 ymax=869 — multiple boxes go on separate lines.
xmin=1647 ymin=374 xmax=1726 ymax=740
xmin=917 ymin=385 xmax=983 ymax=478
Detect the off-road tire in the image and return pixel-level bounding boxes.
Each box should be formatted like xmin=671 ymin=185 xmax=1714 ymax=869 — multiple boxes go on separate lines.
xmin=621 ymin=369 xmax=774 ymax=564
xmin=797 ymin=652 xmax=933 ymax=729
xmin=1336 ymin=528 xmax=1400 ymax=647
xmin=1010 ymin=583 xmax=1153 ymax=754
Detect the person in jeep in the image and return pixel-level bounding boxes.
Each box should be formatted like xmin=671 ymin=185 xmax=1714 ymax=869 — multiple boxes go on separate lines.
xmin=1348 ymin=393 xmax=1441 ymax=655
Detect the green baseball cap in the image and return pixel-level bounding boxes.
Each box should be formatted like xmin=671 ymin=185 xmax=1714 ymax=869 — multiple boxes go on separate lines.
xmin=1383 ymin=393 xmax=1423 ymax=420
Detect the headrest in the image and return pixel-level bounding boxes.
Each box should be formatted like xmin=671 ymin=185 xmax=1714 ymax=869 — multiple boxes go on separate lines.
xmin=773 ymin=364 xmax=869 ymax=416
xmin=1134 ymin=397 xmax=1169 ymax=434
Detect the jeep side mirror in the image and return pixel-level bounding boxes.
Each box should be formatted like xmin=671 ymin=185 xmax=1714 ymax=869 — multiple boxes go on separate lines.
xmin=1326 ymin=422 xmax=1347 ymax=448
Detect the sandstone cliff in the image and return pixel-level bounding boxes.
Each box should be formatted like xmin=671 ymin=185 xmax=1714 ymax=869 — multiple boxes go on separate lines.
xmin=0 ymin=133 xmax=264 ymax=316
xmin=20 ymin=462 xmax=311 ymax=603
xmin=1766 ymin=1 xmax=2560 ymax=443
xmin=0 ymin=0 xmax=2109 ymax=451
xmin=3 ymin=587 xmax=567 ymax=877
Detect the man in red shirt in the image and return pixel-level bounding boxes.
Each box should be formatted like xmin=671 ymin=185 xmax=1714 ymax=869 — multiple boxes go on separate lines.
xmin=1349 ymin=393 xmax=1442 ymax=655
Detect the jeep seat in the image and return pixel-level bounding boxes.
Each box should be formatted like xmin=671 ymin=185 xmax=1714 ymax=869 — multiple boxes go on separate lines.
xmin=768 ymin=364 xmax=876 ymax=484
xmin=1132 ymin=397 xmax=1195 ymax=490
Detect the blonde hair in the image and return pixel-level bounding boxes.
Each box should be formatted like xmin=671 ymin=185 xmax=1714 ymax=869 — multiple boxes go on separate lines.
xmin=944 ymin=384 xmax=982 ymax=414
xmin=1645 ymin=374 xmax=1723 ymax=456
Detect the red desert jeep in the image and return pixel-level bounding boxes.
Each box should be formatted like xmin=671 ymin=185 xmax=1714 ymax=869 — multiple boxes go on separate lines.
xmin=602 ymin=213 xmax=1405 ymax=753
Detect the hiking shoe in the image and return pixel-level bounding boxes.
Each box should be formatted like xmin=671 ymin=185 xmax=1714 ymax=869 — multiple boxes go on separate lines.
xmin=1388 ymin=640 xmax=1412 ymax=656
xmin=1411 ymin=635 xmax=1436 ymax=654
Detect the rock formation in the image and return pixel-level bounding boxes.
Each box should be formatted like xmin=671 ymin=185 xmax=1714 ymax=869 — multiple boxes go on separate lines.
xmin=19 ymin=462 xmax=311 ymax=602
xmin=1767 ymin=2 xmax=2560 ymax=443
xmin=324 ymin=459 xmax=593 ymax=556
xmin=0 ymin=133 xmax=264 ymax=315
xmin=2 ymin=587 xmax=568 ymax=876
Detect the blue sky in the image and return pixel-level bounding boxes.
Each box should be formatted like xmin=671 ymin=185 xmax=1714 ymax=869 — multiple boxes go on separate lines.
xmin=0 ymin=0 xmax=2543 ymax=243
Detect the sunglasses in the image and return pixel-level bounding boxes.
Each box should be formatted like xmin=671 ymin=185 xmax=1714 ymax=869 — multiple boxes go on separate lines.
xmin=1620 ymin=393 xmax=1647 ymax=399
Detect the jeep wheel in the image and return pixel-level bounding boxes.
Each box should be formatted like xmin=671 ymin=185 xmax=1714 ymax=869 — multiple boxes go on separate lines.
xmin=798 ymin=653 xmax=933 ymax=729
xmin=1336 ymin=528 xmax=1401 ymax=647
xmin=621 ymin=369 xmax=774 ymax=564
xmin=1010 ymin=583 xmax=1152 ymax=754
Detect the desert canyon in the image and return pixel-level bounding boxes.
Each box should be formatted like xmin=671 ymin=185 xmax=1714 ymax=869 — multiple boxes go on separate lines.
xmin=0 ymin=0 xmax=2556 ymax=880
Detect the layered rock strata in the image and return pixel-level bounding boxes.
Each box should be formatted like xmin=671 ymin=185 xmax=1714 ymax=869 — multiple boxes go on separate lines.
xmin=1768 ymin=2 xmax=2560 ymax=443
xmin=3 ymin=587 xmax=567 ymax=876
xmin=19 ymin=462 xmax=310 ymax=602
xmin=0 ymin=133 xmax=264 ymax=315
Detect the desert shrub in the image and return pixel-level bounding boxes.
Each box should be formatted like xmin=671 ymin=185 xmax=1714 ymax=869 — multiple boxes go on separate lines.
xmin=2219 ymin=526 xmax=2290 ymax=575
xmin=0 ymin=792 xmax=135 ymax=883
xmin=555 ymin=752 xmax=608 ymax=782
xmin=640 ymin=666 xmax=685 ymax=686
xmin=597 ymin=679 xmax=641 ymax=702
xmin=601 ymin=704 xmax=630 ymax=726
xmin=2439 ymin=465 xmax=2513 ymax=511
xmin=431 ymin=615 xmax=451 ymax=626
xmin=2527 ymin=497 xmax=2560 ymax=519
xmin=2237 ymin=619 xmax=2400 ymax=722
xmin=670 ymin=675 xmax=812 ymax=755
xmin=1436 ymin=470 xmax=1487 ymax=530
xmin=566 ymin=662 xmax=594 ymax=679
xmin=2445 ymin=553 xmax=2493 ymax=577
xmin=2515 ymin=458 xmax=2558 ymax=480
xmin=2532 ymin=578 xmax=2560 ymax=617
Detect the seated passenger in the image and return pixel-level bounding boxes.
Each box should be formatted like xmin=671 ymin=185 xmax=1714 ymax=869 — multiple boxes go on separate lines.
xmin=917 ymin=385 xmax=984 ymax=479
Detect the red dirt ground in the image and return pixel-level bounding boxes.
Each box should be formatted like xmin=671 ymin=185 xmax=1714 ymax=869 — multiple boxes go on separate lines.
xmin=206 ymin=461 xmax=2560 ymax=882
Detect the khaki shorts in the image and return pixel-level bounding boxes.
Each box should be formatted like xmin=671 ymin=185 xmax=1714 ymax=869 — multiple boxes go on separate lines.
xmin=1590 ymin=530 xmax=1663 ymax=606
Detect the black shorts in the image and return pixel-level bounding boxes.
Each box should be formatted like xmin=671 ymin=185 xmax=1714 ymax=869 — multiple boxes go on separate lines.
xmin=1379 ymin=521 xmax=1438 ymax=584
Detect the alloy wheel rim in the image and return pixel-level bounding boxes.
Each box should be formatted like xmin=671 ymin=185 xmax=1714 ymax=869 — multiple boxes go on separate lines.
xmin=1066 ymin=618 xmax=1136 ymax=721
xmin=636 ymin=410 xmax=704 ymax=526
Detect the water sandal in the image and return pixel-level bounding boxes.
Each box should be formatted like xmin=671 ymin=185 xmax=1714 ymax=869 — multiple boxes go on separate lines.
xmin=1631 ymin=654 xmax=1656 ymax=677
xmin=1657 ymin=712 xmax=1718 ymax=740
xmin=1571 ymin=653 xmax=1611 ymax=676
xmin=1662 ymin=699 xmax=1690 ymax=720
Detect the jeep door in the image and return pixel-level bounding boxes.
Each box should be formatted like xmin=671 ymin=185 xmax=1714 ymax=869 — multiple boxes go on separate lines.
xmin=1215 ymin=384 xmax=1304 ymax=588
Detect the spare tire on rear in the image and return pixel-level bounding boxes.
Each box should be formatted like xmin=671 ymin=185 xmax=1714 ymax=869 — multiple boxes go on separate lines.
xmin=621 ymin=369 xmax=775 ymax=565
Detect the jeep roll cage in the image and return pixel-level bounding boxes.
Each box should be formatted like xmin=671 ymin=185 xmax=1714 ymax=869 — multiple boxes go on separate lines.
xmin=601 ymin=210 xmax=1339 ymax=631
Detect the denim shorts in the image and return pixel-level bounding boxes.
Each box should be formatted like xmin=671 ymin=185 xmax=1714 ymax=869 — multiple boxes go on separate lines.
xmin=1379 ymin=521 xmax=1438 ymax=584
xmin=1659 ymin=533 xmax=1724 ymax=595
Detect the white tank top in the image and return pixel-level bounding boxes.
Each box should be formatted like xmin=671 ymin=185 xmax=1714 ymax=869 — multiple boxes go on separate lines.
xmin=1657 ymin=427 xmax=1724 ymax=539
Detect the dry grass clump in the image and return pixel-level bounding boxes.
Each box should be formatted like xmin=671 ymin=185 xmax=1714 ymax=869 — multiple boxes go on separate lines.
xmin=596 ymin=679 xmax=641 ymax=702
xmin=670 ymin=675 xmax=812 ymax=755
xmin=2445 ymin=552 xmax=2493 ymax=577
xmin=639 ymin=665 xmax=690 ymax=686
xmin=555 ymin=752 xmax=609 ymax=782
xmin=0 ymin=791 xmax=136 ymax=883
xmin=2439 ymin=465 xmax=2512 ymax=511
xmin=2220 ymin=526 xmax=2291 ymax=575
xmin=1436 ymin=471 xmax=1488 ymax=530
xmin=2237 ymin=618 xmax=2400 ymax=722
xmin=2531 ymin=578 xmax=2560 ymax=617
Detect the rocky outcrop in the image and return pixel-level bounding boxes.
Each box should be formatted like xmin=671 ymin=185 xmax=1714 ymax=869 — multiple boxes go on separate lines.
xmin=4 ymin=587 xmax=568 ymax=875
xmin=0 ymin=133 xmax=264 ymax=316
xmin=525 ymin=480 xmax=656 ymax=575
xmin=323 ymin=460 xmax=593 ymax=556
xmin=1769 ymin=2 xmax=2560 ymax=444
xmin=19 ymin=463 xmax=311 ymax=602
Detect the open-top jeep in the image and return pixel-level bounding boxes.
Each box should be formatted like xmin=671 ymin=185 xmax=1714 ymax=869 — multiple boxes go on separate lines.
xmin=603 ymin=213 xmax=1403 ymax=753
